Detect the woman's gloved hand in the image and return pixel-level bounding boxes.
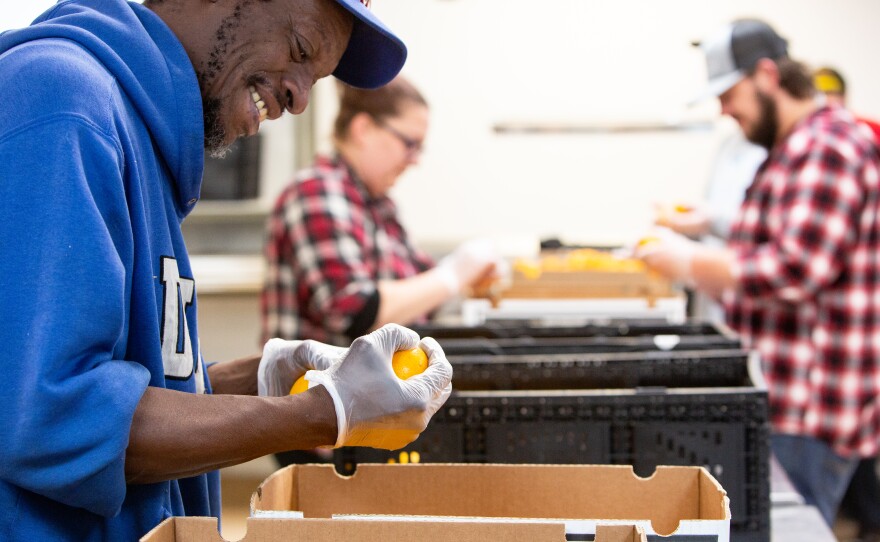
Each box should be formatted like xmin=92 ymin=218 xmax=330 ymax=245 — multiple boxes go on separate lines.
xmin=434 ymin=238 xmax=505 ymax=295
xmin=304 ymin=323 xmax=453 ymax=450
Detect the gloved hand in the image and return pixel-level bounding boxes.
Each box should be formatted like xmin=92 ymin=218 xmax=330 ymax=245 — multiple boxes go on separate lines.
xmin=304 ymin=323 xmax=453 ymax=450
xmin=634 ymin=227 xmax=701 ymax=286
xmin=654 ymin=202 xmax=710 ymax=239
xmin=434 ymin=238 xmax=505 ymax=296
xmin=257 ymin=338 xmax=347 ymax=396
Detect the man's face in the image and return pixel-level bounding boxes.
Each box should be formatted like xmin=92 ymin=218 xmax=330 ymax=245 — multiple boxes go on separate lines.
xmin=822 ymin=92 xmax=846 ymax=108
xmin=718 ymin=77 xmax=778 ymax=151
xmin=193 ymin=0 xmax=353 ymax=156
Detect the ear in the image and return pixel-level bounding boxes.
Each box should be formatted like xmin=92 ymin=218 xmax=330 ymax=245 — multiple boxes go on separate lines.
xmin=752 ymin=58 xmax=780 ymax=94
xmin=347 ymin=112 xmax=376 ymax=145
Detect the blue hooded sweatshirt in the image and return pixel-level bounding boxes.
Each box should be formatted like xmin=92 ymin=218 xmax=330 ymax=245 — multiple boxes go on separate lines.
xmin=0 ymin=0 xmax=220 ymax=540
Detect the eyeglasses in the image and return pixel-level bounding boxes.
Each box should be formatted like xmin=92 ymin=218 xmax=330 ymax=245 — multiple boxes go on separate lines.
xmin=375 ymin=119 xmax=423 ymax=156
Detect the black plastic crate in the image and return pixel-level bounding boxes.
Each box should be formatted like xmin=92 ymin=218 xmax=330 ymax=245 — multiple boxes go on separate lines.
xmin=334 ymin=387 xmax=771 ymax=542
xmin=437 ymin=334 xmax=741 ymax=356
xmin=449 ymin=348 xmax=757 ymax=391
xmin=412 ymin=319 xmax=737 ymax=340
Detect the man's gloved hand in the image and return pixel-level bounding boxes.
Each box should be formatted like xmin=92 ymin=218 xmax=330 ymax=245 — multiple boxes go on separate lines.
xmin=257 ymin=338 xmax=347 ymax=396
xmin=434 ymin=238 xmax=505 ymax=296
xmin=634 ymin=226 xmax=701 ymax=286
xmin=654 ymin=202 xmax=710 ymax=239
xmin=304 ymin=323 xmax=453 ymax=450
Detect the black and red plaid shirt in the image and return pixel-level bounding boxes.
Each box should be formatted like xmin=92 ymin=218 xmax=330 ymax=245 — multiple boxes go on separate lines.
xmin=261 ymin=155 xmax=434 ymax=345
xmin=723 ymin=106 xmax=880 ymax=457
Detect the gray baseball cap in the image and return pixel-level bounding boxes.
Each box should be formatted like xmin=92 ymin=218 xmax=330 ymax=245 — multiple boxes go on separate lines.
xmin=691 ymin=19 xmax=788 ymax=103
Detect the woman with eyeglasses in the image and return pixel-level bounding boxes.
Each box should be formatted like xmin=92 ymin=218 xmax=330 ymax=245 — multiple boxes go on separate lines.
xmin=261 ymin=76 xmax=501 ymax=465
xmin=261 ymin=74 xmax=502 ymax=399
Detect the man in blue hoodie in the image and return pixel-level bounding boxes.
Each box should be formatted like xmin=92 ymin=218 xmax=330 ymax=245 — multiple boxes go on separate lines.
xmin=0 ymin=0 xmax=453 ymax=540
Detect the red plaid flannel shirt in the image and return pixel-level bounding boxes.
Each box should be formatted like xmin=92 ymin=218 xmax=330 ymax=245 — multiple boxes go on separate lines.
xmin=261 ymin=155 xmax=434 ymax=345
xmin=723 ymin=106 xmax=880 ymax=457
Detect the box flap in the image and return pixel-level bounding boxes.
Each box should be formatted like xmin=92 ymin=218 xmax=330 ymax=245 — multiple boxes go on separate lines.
xmin=140 ymin=518 xmax=226 ymax=542
xmin=142 ymin=517 xmax=568 ymax=541
xmin=140 ymin=518 xmax=177 ymax=542
xmin=699 ymin=468 xmax=731 ymax=520
xmin=595 ymin=524 xmax=647 ymax=542
xmin=250 ymin=464 xmax=299 ymax=514
xmin=253 ymin=464 xmax=729 ymax=536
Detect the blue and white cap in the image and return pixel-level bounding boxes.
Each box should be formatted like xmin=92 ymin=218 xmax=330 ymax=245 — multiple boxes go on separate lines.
xmin=691 ymin=19 xmax=788 ymax=104
xmin=331 ymin=0 xmax=407 ymax=89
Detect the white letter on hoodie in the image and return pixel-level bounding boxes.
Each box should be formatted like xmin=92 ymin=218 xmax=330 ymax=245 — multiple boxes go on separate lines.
xmin=160 ymin=257 xmax=195 ymax=380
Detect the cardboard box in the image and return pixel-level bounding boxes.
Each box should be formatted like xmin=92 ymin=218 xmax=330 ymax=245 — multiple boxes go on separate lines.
xmin=335 ymin=385 xmax=769 ymax=541
xmin=140 ymin=516 xmax=565 ymax=542
xmin=249 ymin=463 xmax=730 ymax=541
xmin=140 ymin=463 xmax=727 ymax=541
xmin=141 ymin=516 xmax=648 ymax=542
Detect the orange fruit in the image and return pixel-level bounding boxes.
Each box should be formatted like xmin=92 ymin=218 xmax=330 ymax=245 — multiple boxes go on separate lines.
xmin=391 ymin=347 xmax=429 ymax=380
xmin=289 ymin=375 xmax=309 ymax=395
xmin=674 ymin=204 xmax=693 ymax=213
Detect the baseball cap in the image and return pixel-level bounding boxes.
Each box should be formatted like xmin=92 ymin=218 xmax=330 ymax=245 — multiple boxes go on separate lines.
xmin=331 ymin=0 xmax=407 ymax=89
xmin=691 ymin=19 xmax=788 ymax=104
xmin=813 ymin=67 xmax=846 ymax=95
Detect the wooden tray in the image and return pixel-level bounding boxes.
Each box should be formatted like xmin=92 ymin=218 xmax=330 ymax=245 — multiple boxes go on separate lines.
xmin=503 ymin=269 xmax=676 ymax=299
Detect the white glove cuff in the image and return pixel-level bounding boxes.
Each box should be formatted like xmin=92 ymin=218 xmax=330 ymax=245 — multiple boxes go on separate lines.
xmin=432 ymin=264 xmax=460 ymax=296
xmin=679 ymin=251 xmax=698 ymax=289
xmin=304 ymin=370 xmax=347 ymax=448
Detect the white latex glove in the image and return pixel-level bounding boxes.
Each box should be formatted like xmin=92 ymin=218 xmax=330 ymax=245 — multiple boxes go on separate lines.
xmin=257 ymin=338 xmax=347 ymax=396
xmin=304 ymin=323 xmax=453 ymax=450
xmin=654 ymin=202 xmax=711 ymax=239
xmin=633 ymin=226 xmax=700 ymax=285
xmin=434 ymin=238 xmax=504 ymax=296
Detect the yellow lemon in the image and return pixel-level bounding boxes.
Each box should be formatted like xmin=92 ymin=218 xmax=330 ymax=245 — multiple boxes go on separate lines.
xmin=391 ymin=347 xmax=428 ymax=380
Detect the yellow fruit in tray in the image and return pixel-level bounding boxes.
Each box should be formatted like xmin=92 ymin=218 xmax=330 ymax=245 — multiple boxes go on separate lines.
xmin=289 ymin=375 xmax=309 ymax=395
xmin=561 ymin=249 xmax=637 ymax=272
xmin=674 ymin=204 xmax=694 ymax=213
xmin=541 ymin=255 xmax=567 ymax=272
xmin=514 ymin=248 xmax=648 ymax=277
xmin=392 ymin=347 xmax=429 ymax=380
xmin=566 ymin=250 xmax=599 ymax=270
xmin=514 ymin=259 xmax=542 ymax=280
xmin=617 ymin=258 xmax=647 ymax=272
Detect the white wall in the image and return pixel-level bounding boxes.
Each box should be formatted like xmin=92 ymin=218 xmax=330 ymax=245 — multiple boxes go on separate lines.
xmin=307 ymin=0 xmax=880 ymax=250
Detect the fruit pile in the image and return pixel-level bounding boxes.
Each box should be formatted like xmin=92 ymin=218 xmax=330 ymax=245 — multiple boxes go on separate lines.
xmin=513 ymin=248 xmax=645 ymax=280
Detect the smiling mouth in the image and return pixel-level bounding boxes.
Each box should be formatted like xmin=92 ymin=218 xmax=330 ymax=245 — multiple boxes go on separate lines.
xmin=249 ymin=85 xmax=268 ymax=123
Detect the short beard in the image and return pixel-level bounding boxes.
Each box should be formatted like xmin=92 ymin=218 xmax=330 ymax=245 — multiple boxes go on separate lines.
xmin=197 ymin=2 xmax=251 ymax=158
xmin=203 ymin=96 xmax=231 ymax=158
xmin=747 ymin=90 xmax=779 ymax=151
